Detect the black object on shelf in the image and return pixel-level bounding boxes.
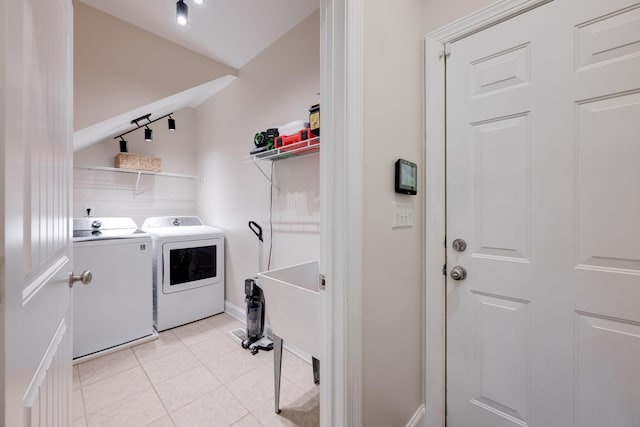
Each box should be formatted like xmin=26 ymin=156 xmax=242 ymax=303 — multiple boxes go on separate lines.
xmin=254 ymin=128 xmax=279 ymax=149
xmin=309 ymin=104 xmax=320 ymax=137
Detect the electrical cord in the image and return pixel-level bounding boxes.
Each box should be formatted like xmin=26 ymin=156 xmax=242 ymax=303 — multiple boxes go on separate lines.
xmin=268 ymin=161 xmax=274 ymax=270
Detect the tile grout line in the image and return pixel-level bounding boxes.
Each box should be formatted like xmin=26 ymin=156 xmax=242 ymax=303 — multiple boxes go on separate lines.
xmin=148 ymin=319 xmax=244 ymax=423
xmin=133 ymin=330 xmax=179 ymax=427
xmin=77 ymin=315 xmax=319 ymax=427
xmin=77 ymin=367 xmax=90 ymax=426
xmin=182 ymin=319 xmax=267 ymax=425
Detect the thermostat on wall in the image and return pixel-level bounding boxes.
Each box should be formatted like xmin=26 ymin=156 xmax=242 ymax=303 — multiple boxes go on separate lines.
xmin=395 ymin=159 xmax=417 ymax=195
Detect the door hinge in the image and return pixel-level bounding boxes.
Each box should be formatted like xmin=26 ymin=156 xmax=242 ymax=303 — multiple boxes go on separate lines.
xmin=439 ymin=44 xmax=452 ymax=60
xmin=319 ymin=273 xmax=326 ymax=291
xmin=442 ymin=264 xmax=447 ymax=276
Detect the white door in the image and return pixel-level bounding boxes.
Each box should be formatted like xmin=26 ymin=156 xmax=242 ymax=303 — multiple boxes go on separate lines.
xmin=1 ymin=0 xmax=75 ymax=425
xmin=446 ymin=0 xmax=640 ymax=426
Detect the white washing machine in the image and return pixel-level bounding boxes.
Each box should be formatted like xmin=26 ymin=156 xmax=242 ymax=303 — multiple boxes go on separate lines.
xmin=73 ymin=217 xmax=156 ymax=361
xmin=142 ymin=216 xmax=225 ymax=331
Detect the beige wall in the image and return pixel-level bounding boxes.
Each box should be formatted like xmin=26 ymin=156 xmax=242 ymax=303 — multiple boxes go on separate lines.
xmin=73 ymin=108 xmax=199 ymax=225
xmin=360 ymin=1 xmax=426 ymax=425
xmin=73 ymin=1 xmax=236 ymax=130
xmin=195 ymin=12 xmax=320 ymax=309
xmin=424 ymin=0 xmax=496 ymax=32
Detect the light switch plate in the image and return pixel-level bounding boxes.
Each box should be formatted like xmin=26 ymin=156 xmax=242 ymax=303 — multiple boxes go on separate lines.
xmin=392 ymin=200 xmax=413 ymax=228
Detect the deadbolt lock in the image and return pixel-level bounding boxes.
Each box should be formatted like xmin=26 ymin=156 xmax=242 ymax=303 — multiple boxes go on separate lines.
xmin=452 ymin=238 xmax=467 ymax=252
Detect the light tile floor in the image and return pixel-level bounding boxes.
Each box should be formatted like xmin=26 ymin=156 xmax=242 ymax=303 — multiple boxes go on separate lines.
xmin=73 ymin=313 xmax=320 ymax=427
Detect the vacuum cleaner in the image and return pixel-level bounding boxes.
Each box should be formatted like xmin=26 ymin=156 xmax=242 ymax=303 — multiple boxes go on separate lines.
xmin=241 ymin=221 xmax=273 ymax=355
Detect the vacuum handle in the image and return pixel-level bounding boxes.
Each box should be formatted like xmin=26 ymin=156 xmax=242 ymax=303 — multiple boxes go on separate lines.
xmin=248 ymin=221 xmax=263 ymax=242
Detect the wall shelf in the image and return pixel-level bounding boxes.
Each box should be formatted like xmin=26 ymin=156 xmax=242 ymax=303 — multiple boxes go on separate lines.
xmin=243 ymin=137 xmax=319 ymax=190
xmin=244 ymin=137 xmax=320 ymax=163
xmin=73 ymin=165 xmax=202 ymax=195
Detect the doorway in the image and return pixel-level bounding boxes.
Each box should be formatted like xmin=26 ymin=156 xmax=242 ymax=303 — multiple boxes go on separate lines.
xmin=426 ymin=0 xmax=640 ymax=425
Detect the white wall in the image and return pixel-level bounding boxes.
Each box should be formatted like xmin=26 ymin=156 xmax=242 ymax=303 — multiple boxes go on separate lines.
xmin=73 ymin=108 xmax=199 ymax=226
xmin=195 ymin=11 xmax=320 ymax=308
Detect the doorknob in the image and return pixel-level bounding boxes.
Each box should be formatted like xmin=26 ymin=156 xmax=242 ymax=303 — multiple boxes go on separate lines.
xmin=449 ymin=266 xmax=467 ymax=281
xmin=69 ymin=270 xmax=92 ymax=288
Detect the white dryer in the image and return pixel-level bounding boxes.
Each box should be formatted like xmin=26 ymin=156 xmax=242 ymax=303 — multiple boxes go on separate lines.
xmin=142 ymin=216 xmax=225 ymax=331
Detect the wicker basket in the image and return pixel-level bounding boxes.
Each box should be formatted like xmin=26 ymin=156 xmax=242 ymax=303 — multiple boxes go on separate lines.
xmin=115 ymin=153 xmax=161 ymax=172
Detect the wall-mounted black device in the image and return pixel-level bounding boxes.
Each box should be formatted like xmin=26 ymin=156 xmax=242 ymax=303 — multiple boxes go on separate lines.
xmin=395 ymin=159 xmax=417 ymax=195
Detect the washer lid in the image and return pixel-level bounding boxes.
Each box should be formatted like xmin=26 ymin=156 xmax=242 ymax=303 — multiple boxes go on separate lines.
xmin=73 ymin=217 xmax=148 ymax=241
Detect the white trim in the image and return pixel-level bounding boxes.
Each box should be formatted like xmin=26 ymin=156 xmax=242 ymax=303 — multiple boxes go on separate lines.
xmin=406 ymin=405 xmax=426 ymax=427
xmin=72 ymin=329 xmax=158 ymax=365
xmin=429 ymin=0 xmax=551 ymax=43
xmin=424 ymin=36 xmax=447 ymax=427
xmin=424 ymin=1 xmax=551 ymax=426
xmin=345 ymin=0 xmax=364 ymax=425
xmin=320 ymin=0 xmax=364 ymax=425
xmin=224 ymin=300 xmax=245 ymax=322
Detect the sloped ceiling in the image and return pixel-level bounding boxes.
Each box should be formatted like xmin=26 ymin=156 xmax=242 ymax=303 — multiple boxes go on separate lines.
xmin=74 ymin=76 xmax=236 ymax=151
xmin=77 ymin=0 xmax=320 ymax=69
xmin=73 ymin=0 xmax=318 ymax=150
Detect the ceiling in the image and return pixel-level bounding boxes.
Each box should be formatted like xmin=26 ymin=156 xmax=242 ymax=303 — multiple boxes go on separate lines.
xmin=77 ymin=0 xmax=319 ymax=70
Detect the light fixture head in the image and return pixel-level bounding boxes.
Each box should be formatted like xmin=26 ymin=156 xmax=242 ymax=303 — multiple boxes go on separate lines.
xmin=193 ymin=0 xmax=204 ymax=4
xmin=119 ymin=137 xmax=128 ymax=153
xmin=176 ymin=0 xmax=188 ymax=26
xmin=144 ymin=126 xmax=153 ymax=142
xmin=168 ymin=116 xmax=176 ymax=131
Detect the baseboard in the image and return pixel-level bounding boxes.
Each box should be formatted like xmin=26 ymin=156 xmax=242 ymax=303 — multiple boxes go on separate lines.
xmin=406 ymin=405 xmax=426 ymax=427
xmin=224 ymin=299 xmax=313 ymax=364
xmin=224 ymin=300 xmax=246 ymax=323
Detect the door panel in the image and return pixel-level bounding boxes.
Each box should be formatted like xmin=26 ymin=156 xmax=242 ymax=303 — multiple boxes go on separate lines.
xmin=576 ymin=92 xmax=640 ymax=273
xmin=471 ymin=292 xmax=530 ymax=422
xmin=446 ymin=1 xmax=640 ymax=426
xmin=471 ymin=113 xmax=530 ymax=262
xmin=2 ymin=0 xmax=74 ymax=425
xmin=575 ymin=312 xmax=640 ymax=427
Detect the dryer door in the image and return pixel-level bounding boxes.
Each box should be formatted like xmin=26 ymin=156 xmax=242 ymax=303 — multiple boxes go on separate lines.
xmin=162 ymin=238 xmax=223 ymax=294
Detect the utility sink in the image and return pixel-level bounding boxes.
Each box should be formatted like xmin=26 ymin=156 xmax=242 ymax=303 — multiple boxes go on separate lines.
xmin=258 ymin=260 xmax=321 ymax=358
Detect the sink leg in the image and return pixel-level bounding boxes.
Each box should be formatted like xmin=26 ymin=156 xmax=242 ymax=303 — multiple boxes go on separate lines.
xmin=273 ymin=334 xmax=283 ymax=414
xmin=312 ymin=357 xmax=320 ymax=385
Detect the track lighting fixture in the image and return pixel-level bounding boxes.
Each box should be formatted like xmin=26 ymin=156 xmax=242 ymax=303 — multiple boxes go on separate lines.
xmin=176 ymin=0 xmax=188 ymax=26
xmin=113 ymin=112 xmax=176 ymax=147
xmin=144 ymin=126 xmax=153 ymax=142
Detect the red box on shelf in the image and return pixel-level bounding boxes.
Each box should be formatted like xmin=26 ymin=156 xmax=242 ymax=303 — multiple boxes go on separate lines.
xmin=275 ymin=128 xmax=318 ymax=154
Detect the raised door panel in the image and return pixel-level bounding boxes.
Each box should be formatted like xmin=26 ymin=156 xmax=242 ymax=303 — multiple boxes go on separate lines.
xmin=471 ymin=113 xmax=530 ymax=263
xmin=471 ymin=292 xmax=530 ymax=424
xmin=575 ymin=92 xmax=640 ymax=274
xmin=576 ymin=312 xmax=640 ymax=427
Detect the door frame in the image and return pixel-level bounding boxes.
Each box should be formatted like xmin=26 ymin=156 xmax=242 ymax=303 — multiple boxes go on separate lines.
xmin=319 ymin=0 xmax=365 ymax=425
xmin=423 ymin=1 xmax=551 ymax=425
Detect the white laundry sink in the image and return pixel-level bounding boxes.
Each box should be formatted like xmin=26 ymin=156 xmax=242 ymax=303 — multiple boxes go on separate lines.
xmin=258 ymin=260 xmax=321 ymax=358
